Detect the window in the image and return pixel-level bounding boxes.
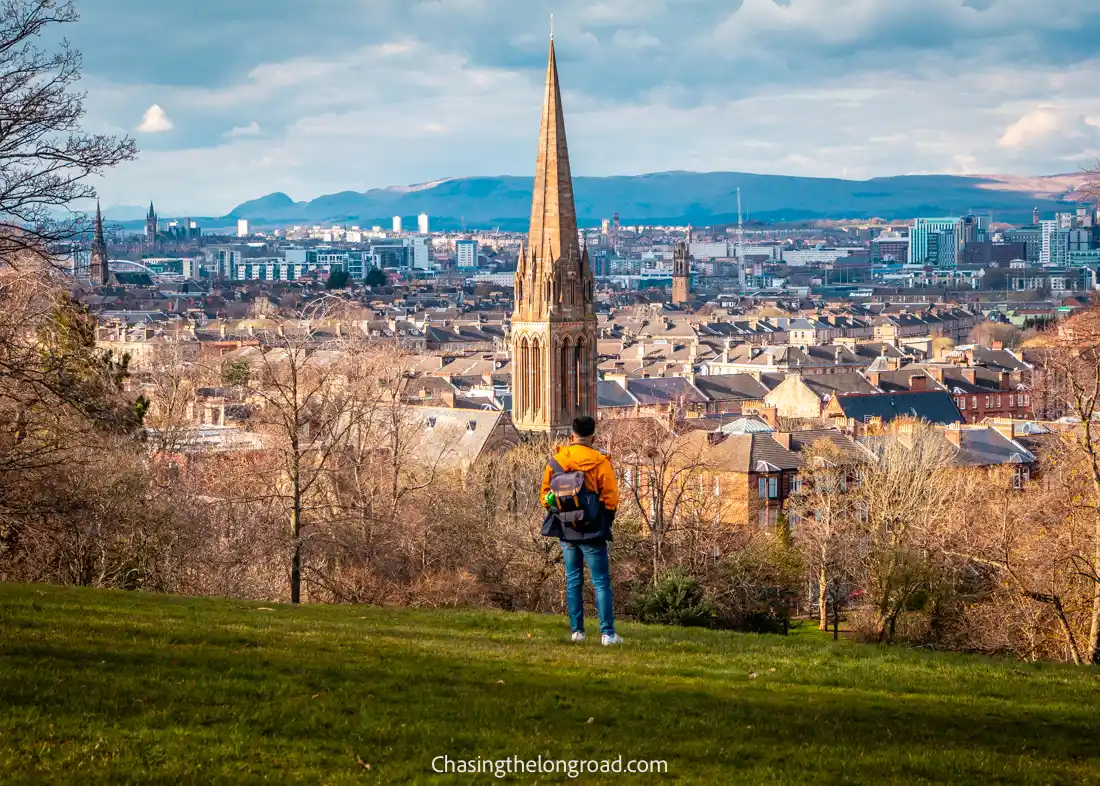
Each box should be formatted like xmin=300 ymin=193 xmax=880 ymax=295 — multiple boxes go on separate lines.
xmin=758 ymin=477 xmax=767 ymax=499
xmin=1013 ymin=466 xmax=1031 ymax=489
xmin=995 ymin=395 xmax=1002 ymax=408
xmin=791 ymin=476 xmax=803 ymax=493
xmin=958 ymin=397 xmax=966 ymax=410
xmin=972 ymin=396 xmax=978 ymax=409
xmin=1008 ymin=395 xmax=1015 ymax=407
xmin=985 ymin=396 xmax=994 ymax=408
xmin=623 ymin=468 xmax=633 ymax=488
xmin=758 ymin=507 xmax=779 ymax=527
xmin=763 ymin=476 xmax=778 ymax=499
xmin=713 ymin=477 xmax=721 ymax=497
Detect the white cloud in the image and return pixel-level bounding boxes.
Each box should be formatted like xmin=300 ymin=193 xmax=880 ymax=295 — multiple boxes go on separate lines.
xmin=79 ymin=0 xmax=1100 ymax=212
xmin=999 ymin=105 xmax=1064 ymax=149
xmin=136 ymin=104 xmax=173 ymax=133
xmin=223 ymin=121 xmax=263 ymax=138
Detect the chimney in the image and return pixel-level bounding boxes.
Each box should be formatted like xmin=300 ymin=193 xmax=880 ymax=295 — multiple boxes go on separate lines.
xmin=928 ymin=365 xmax=945 ymax=384
xmin=962 ymin=368 xmax=977 ymax=385
xmin=868 ymin=371 xmax=882 ymax=389
xmin=910 ymin=373 xmax=929 ymax=392
xmin=999 ymin=371 xmax=1011 ymax=391
xmin=945 ymin=424 xmax=962 ymax=447
xmin=990 ymin=419 xmax=1016 ymax=441
xmin=441 ymin=389 xmax=456 ymax=408
xmin=758 ymin=405 xmax=779 ymax=430
xmin=991 ymin=340 xmax=1004 ymax=351
xmin=774 ymin=432 xmax=792 ymax=451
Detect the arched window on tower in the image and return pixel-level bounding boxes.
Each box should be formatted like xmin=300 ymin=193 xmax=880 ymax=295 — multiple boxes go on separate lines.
xmin=528 ymin=334 xmax=536 ymax=422
xmin=576 ymin=334 xmax=589 ymax=414
xmin=519 ymin=335 xmax=530 ymax=418
xmin=560 ymin=336 xmax=573 ymax=417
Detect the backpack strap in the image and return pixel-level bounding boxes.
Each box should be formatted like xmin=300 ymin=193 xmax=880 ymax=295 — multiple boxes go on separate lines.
xmin=548 ymin=457 xmax=566 ymax=476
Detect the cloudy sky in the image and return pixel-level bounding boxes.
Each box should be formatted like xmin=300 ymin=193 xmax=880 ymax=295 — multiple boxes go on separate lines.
xmin=72 ymin=0 xmax=1100 ymax=215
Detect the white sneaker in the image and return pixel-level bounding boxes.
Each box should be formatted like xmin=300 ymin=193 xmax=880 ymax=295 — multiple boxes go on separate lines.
xmin=601 ymin=634 xmax=624 ymax=647
xmin=571 ymin=631 xmax=586 ymax=643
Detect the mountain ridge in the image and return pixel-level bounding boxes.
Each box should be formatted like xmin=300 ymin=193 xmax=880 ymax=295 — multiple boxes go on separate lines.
xmin=223 ymin=170 xmax=1092 ymax=229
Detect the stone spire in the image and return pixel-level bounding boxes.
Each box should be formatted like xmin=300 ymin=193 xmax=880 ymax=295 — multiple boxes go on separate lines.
xmin=527 ymin=36 xmax=580 ymax=274
xmin=91 ymin=201 xmax=109 ymax=286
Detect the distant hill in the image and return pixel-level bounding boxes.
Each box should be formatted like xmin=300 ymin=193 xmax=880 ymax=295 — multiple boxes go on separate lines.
xmin=225 ymin=170 xmax=1091 ymax=229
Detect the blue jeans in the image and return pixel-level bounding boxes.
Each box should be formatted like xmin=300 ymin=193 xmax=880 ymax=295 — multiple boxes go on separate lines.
xmin=561 ymin=541 xmax=615 ymax=637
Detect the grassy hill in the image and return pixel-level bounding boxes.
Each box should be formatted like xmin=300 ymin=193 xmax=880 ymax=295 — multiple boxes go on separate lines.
xmin=1 ymin=584 xmax=1099 ymax=784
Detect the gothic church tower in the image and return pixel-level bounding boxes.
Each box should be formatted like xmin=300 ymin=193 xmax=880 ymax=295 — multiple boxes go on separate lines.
xmin=672 ymin=227 xmax=692 ymax=305
xmin=511 ymin=34 xmax=597 ymax=433
xmin=90 ymin=201 xmax=109 ymax=286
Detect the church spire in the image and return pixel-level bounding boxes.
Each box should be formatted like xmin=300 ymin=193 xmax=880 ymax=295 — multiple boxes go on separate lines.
xmin=510 ymin=30 xmax=597 ymax=433
xmin=91 ymin=200 xmax=108 ymax=286
xmin=527 ymin=35 xmax=580 ymax=279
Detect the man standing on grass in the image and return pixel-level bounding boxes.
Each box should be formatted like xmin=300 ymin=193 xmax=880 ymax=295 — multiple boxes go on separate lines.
xmin=541 ymin=416 xmax=622 ymax=646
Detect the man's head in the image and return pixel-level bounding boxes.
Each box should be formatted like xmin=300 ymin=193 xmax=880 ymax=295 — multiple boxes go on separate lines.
xmin=571 ymin=416 xmax=596 ymax=444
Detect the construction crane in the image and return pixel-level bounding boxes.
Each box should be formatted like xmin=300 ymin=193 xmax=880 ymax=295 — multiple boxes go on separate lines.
xmin=737 ymin=187 xmax=747 ymax=291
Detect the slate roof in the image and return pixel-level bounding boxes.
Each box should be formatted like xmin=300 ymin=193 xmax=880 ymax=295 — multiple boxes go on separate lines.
xmin=951 ymin=427 xmax=1037 ymax=467
xmin=697 ymin=432 xmax=804 ymax=473
xmin=625 ymin=377 xmax=709 ymax=406
xmin=872 ymin=368 xmax=947 ymax=394
xmin=831 ymin=391 xmax=963 ymax=425
xmin=802 ymin=373 xmax=879 ymax=399
xmin=597 ymin=381 xmax=639 ymax=409
xmin=692 ymin=374 xmax=771 ymax=402
xmin=787 ymin=429 xmax=867 ymax=463
xmin=940 ymin=367 xmax=1017 ymax=395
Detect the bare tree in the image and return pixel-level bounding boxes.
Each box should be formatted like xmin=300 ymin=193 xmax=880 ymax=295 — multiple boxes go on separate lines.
xmin=235 ymin=311 xmax=388 ymax=604
xmin=789 ymin=438 xmax=860 ymax=630
xmin=849 ymin=420 xmax=960 ymax=643
xmin=0 ymin=0 xmax=137 ymax=263
xmin=600 ymin=418 xmax=710 ymax=581
xmin=1035 ymin=306 xmax=1100 ymax=663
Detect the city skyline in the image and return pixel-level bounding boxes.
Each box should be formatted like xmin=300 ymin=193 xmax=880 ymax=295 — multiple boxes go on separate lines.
xmin=74 ymin=0 xmax=1100 ymax=214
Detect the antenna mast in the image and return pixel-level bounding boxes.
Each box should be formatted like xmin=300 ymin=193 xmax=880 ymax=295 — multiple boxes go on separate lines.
xmin=737 ymin=187 xmax=746 ymax=290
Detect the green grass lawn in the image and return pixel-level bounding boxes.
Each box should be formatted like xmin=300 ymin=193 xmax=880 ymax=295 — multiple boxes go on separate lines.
xmin=2 ymin=584 xmax=1099 ymax=784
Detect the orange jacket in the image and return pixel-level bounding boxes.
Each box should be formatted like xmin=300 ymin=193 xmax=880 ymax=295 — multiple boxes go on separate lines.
xmin=541 ymin=443 xmax=619 ymax=512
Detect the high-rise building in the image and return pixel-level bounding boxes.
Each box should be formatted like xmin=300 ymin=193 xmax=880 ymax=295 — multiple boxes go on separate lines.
xmin=909 ymin=217 xmax=961 ymax=266
xmin=417 ymin=213 xmax=430 ymax=235
xmin=1039 ymin=220 xmax=1068 ymax=265
xmin=392 ymin=215 xmax=403 ymax=234
xmin=672 ymin=227 xmax=692 ymax=305
xmin=237 ymin=219 xmax=250 ymax=238
xmin=511 ymin=33 xmax=596 ymax=433
xmin=1032 ymin=207 xmax=1040 ymax=225
xmin=1004 ymin=228 xmax=1042 ymax=262
xmin=456 ymin=239 xmax=478 ymax=269
xmin=90 ymin=201 xmax=108 ymax=286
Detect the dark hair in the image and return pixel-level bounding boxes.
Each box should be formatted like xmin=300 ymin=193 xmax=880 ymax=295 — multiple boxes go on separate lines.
xmin=572 ymin=416 xmax=596 ymax=438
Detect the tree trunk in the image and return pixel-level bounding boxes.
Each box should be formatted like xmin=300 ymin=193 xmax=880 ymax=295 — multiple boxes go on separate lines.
xmin=290 ymin=504 xmax=302 ymax=604
xmin=290 ymin=457 xmax=302 ymax=604
xmin=1054 ymin=597 xmax=1083 ymax=666
xmin=1088 ymin=526 xmax=1100 ymax=664
xmin=818 ymin=563 xmax=828 ymax=631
